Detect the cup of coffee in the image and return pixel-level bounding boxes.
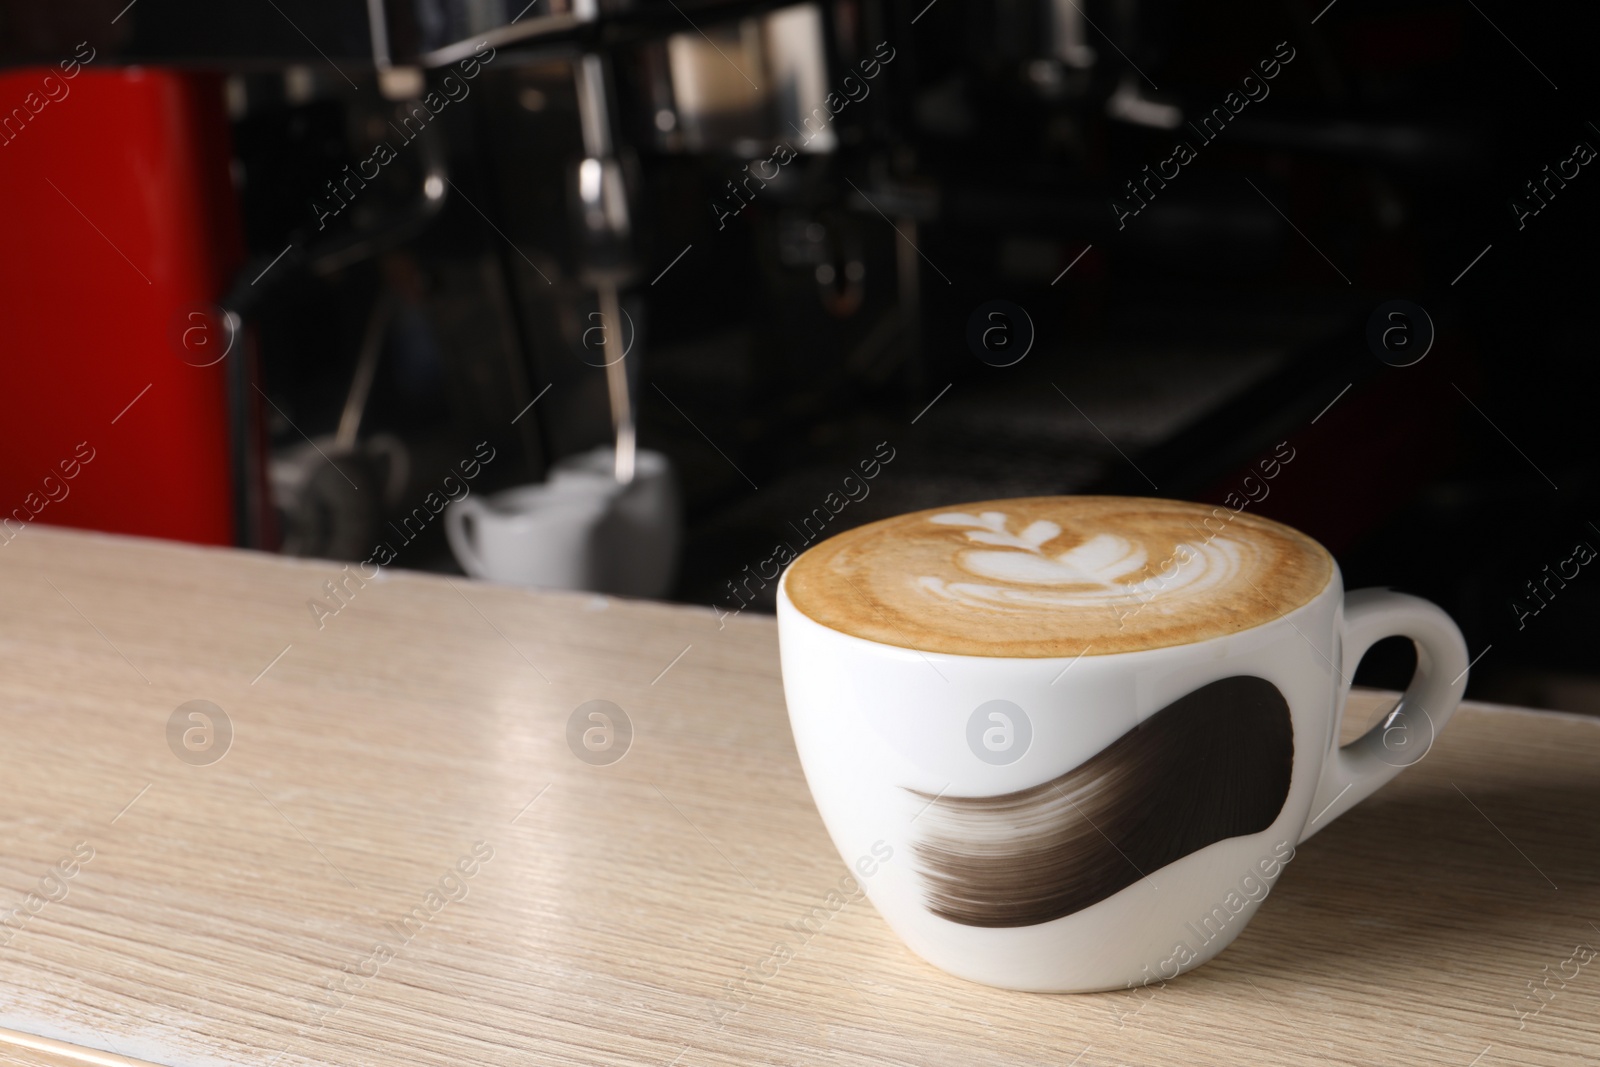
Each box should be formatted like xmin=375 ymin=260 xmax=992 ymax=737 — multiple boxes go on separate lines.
xmin=777 ymin=495 xmax=1469 ymax=992
xmin=444 ymin=447 xmax=680 ymax=597
xmin=549 ymin=446 xmax=681 ymax=598
xmin=444 ymin=473 xmax=621 ymax=590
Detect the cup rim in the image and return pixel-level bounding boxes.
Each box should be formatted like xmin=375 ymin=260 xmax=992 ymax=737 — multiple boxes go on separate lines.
xmin=551 ymin=446 xmax=671 ymax=479
xmin=468 ymin=478 xmax=621 ymax=517
xmin=776 ymin=494 xmax=1339 ymax=662
xmin=774 ymin=562 xmax=1343 ymax=665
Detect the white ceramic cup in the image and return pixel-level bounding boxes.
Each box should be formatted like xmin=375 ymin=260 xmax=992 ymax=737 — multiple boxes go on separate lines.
xmin=550 ymin=446 xmax=681 ymax=598
xmin=776 ymin=556 xmax=1469 ymax=992
xmin=444 ymin=447 xmax=680 ymax=597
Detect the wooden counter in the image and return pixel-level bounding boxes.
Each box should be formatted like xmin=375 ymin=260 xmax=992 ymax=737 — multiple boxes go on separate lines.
xmin=0 ymin=527 xmax=1595 ymax=1067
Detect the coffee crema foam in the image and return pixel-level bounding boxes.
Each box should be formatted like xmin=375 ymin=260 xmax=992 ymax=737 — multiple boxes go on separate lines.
xmin=783 ymin=496 xmax=1335 ymax=657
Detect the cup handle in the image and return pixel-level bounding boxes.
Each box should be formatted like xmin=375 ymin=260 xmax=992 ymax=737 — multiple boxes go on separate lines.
xmin=444 ymin=497 xmax=490 ymax=579
xmin=1298 ymin=588 xmax=1470 ymax=843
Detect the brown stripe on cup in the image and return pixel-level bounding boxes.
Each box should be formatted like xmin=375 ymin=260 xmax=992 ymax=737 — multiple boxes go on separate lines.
xmin=909 ymin=676 xmax=1293 ymax=928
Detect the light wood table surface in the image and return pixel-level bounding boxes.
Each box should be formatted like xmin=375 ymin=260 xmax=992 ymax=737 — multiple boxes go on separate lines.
xmin=0 ymin=526 xmax=1596 ymax=1067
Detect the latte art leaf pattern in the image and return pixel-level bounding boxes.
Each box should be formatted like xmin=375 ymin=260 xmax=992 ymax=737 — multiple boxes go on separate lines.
xmin=782 ymin=496 xmax=1335 ymax=657
xmin=920 ymin=511 xmax=1245 ymax=611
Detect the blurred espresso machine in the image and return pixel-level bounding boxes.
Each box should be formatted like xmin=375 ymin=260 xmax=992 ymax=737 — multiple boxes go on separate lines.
xmin=0 ymin=0 xmax=1123 ymax=557
xmin=0 ymin=0 xmax=1487 ymax=605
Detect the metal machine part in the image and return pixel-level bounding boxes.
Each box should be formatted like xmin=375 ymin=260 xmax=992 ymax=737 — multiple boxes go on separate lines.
xmin=269 ymin=289 xmax=411 ymax=558
xmin=572 ymin=51 xmax=639 ymax=483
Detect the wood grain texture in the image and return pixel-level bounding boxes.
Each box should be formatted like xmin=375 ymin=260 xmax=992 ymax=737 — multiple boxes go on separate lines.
xmin=0 ymin=525 xmax=1595 ymax=1067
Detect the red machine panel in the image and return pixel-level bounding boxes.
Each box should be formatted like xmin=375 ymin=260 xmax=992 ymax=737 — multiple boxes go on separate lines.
xmin=0 ymin=65 xmax=243 ymax=547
